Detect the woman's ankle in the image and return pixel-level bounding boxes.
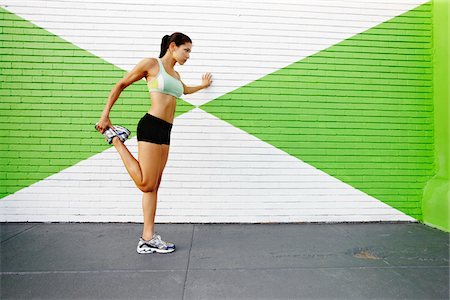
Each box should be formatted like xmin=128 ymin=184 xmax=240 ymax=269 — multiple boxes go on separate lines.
xmin=111 ymin=136 xmax=122 ymax=145
xmin=142 ymin=232 xmax=154 ymax=241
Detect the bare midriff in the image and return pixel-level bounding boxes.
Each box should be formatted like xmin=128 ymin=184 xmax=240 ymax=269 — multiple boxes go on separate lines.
xmin=148 ymin=92 xmax=177 ymax=124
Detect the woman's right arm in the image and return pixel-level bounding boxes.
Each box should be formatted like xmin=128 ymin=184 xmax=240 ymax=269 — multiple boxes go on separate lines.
xmin=96 ymin=58 xmax=156 ymax=133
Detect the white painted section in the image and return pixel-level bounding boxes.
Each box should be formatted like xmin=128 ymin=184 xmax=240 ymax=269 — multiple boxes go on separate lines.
xmin=0 ymin=108 xmax=415 ymax=223
xmin=0 ymin=0 xmax=428 ymax=106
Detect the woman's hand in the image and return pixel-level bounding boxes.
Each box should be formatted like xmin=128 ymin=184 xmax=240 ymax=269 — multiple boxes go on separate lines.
xmin=201 ymin=73 xmax=213 ymax=88
xmin=95 ymin=116 xmax=113 ymax=134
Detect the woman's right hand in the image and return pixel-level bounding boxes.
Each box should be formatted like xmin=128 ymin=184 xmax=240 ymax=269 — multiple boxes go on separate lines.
xmin=95 ymin=116 xmax=113 ymax=134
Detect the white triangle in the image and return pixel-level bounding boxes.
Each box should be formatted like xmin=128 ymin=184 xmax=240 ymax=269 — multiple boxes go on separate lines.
xmin=1 ymin=0 xmax=428 ymax=106
xmin=0 ymin=108 xmax=415 ymax=223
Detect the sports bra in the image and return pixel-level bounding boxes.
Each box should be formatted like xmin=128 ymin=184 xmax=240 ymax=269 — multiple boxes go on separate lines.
xmin=147 ymin=58 xmax=183 ymax=98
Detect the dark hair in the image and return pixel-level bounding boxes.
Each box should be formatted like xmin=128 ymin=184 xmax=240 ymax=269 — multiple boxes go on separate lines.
xmin=159 ymin=32 xmax=192 ymax=58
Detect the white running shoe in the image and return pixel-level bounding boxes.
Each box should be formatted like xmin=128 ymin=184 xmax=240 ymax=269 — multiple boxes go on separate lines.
xmin=136 ymin=233 xmax=176 ymax=254
xmin=112 ymin=125 xmax=131 ymax=143
xmin=95 ymin=123 xmax=130 ymax=144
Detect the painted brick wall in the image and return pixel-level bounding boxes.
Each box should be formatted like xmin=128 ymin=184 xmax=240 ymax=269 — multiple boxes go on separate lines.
xmin=1 ymin=0 xmax=433 ymax=223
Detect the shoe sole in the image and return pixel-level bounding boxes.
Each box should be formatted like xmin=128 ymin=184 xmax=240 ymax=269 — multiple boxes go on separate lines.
xmin=137 ymin=247 xmax=175 ymax=254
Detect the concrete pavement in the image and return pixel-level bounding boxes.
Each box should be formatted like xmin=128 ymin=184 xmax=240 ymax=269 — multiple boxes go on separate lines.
xmin=1 ymin=222 xmax=449 ymax=299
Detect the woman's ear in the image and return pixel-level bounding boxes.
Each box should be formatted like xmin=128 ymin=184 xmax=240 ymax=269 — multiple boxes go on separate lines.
xmin=169 ymin=42 xmax=176 ymax=53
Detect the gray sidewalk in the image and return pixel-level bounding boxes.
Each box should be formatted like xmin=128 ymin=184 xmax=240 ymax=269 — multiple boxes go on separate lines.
xmin=1 ymin=222 xmax=449 ymax=299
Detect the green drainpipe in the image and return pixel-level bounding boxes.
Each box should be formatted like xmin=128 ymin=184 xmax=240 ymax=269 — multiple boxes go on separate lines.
xmin=423 ymin=0 xmax=450 ymax=232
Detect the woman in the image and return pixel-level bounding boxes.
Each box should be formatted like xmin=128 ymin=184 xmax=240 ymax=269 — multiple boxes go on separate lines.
xmin=95 ymin=32 xmax=213 ymax=254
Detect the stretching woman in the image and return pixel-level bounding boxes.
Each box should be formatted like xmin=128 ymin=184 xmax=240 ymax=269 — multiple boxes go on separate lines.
xmin=95 ymin=32 xmax=212 ymax=254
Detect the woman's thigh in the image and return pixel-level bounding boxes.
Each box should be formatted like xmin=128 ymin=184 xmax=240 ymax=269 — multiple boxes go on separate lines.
xmin=138 ymin=141 xmax=163 ymax=189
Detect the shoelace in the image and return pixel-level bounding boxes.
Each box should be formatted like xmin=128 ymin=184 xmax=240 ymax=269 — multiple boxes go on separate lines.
xmin=154 ymin=234 xmax=168 ymax=247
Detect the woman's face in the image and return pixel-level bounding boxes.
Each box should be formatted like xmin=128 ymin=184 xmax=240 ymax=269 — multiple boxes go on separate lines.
xmin=171 ymin=42 xmax=192 ymax=65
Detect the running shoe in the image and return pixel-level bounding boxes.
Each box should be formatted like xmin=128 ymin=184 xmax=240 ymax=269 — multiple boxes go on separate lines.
xmin=95 ymin=123 xmax=130 ymax=144
xmin=136 ymin=233 xmax=176 ymax=254
xmin=113 ymin=125 xmax=131 ymax=143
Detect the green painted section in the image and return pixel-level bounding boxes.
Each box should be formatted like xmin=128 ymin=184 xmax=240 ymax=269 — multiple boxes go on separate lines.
xmin=0 ymin=7 xmax=194 ymax=198
xmin=202 ymin=3 xmax=433 ymax=220
xmin=423 ymin=0 xmax=450 ymax=232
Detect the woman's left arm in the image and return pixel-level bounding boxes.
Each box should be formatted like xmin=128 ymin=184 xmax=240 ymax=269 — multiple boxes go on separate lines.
xmin=178 ymin=72 xmax=213 ymax=95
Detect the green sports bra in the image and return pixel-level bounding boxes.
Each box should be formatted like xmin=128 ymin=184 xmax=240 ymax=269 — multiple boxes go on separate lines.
xmin=147 ymin=58 xmax=183 ymax=98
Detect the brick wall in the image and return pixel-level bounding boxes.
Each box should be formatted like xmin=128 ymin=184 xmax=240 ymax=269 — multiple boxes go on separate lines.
xmin=0 ymin=0 xmax=432 ymax=222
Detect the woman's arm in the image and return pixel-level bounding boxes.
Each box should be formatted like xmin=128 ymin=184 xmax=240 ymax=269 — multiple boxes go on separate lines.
xmin=179 ymin=72 xmax=213 ymax=95
xmin=96 ymin=58 xmax=155 ymax=132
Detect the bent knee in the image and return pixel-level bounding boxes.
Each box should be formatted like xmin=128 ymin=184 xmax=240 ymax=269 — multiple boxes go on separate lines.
xmin=138 ymin=182 xmax=158 ymax=193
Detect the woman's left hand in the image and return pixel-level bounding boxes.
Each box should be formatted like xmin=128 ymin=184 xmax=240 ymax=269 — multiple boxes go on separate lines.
xmin=202 ymin=73 xmax=213 ymax=88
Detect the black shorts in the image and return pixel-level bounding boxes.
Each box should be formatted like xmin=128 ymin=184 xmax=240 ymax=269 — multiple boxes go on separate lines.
xmin=136 ymin=113 xmax=173 ymax=145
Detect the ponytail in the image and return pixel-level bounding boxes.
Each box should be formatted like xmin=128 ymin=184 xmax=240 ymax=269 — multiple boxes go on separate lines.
xmin=159 ymin=35 xmax=171 ymax=58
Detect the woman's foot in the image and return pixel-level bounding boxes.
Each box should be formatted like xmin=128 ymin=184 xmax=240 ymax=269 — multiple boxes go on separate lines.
xmin=95 ymin=123 xmax=131 ymax=144
xmin=136 ymin=233 xmax=176 ymax=254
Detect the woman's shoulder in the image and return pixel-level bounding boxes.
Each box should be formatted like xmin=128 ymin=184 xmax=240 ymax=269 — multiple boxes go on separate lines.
xmin=134 ymin=57 xmax=158 ymax=71
xmin=141 ymin=57 xmax=158 ymax=66
xmin=139 ymin=58 xmax=159 ymax=77
xmin=142 ymin=57 xmax=159 ymax=71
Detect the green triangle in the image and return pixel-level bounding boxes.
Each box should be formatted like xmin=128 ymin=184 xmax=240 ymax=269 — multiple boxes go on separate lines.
xmin=202 ymin=2 xmax=433 ymax=220
xmin=0 ymin=7 xmax=194 ymax=198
